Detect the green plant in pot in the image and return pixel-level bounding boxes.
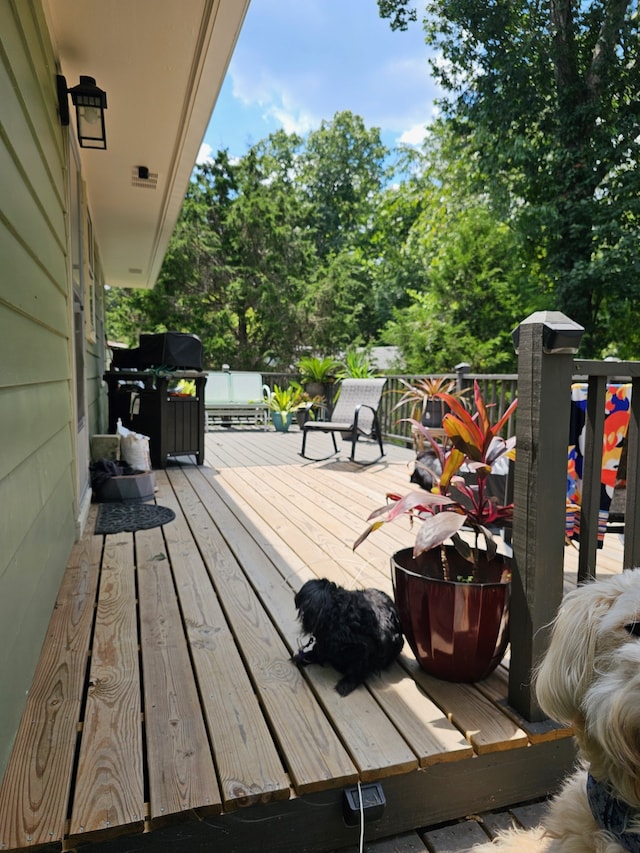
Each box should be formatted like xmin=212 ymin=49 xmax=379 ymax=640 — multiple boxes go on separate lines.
xmin=354 ymin=380 xmax=518 ymax=683
xmin=296 ymin=355 xmax=339 ymax=403
xmin=265 ymin=383 xmax=304 ymax=432
xmin=287 ymin=381 xmax=326 ymax=429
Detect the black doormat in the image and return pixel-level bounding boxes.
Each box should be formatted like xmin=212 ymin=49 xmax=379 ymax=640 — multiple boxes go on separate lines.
xmin=95 ymin=502 xmax=176 ymax=535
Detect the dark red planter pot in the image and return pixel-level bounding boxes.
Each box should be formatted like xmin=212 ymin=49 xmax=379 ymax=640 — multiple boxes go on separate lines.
xmin=391 ymin=546 xmax=511 ymax=683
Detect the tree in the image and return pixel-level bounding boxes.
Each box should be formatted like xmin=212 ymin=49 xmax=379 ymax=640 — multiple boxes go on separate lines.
xmin=366 ymin=148 xmax=432 ymax=330
xmin=300 ymin=111 xmax=390 ymax=261
xmin=379 ymin=0 xmax=640 ymax=356
xmin=376 ymin=122 xmax=540 ymax=372
xmin=107 ymin=135 xmax=318 ymax=369
xmin=302 ymin=251 xmax=376 ymax=353
xmin=383 ymin=204 xmax=530 ymax=372
xmin=106 ymin=116 xmax=398 ymax=366
xmin=210 ymin=138 xmax=315 ymax=368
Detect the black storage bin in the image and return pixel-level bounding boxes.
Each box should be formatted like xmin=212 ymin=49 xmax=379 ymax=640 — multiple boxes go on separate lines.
xmin=138 ymin=332 xmax=203 ymax=370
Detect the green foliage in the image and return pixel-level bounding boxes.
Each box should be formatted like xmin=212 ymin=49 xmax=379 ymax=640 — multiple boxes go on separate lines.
xmin=106 ymin=113 xmax=397 ymax=367
xmin=415 ymin=0 xmax=640 ymax=355
xmin=336 ymin=348 xmax=377 ymax=379
xmin=360 ymin=157 xmax=431 ymax=333
xmin=382 ymin=197 xmax=534 ymax=372
xmin=301 ymin=112 xmax=390 ymax=261
xmin=107 ymin=4 xmax=640 ymax=374
xmin=296 ymin=356 xmax=340 ymax=383
xmin=377 ymin=0 xmax=417 ymax=30
xmin=265 ymin=383 xmax=305 ymax=413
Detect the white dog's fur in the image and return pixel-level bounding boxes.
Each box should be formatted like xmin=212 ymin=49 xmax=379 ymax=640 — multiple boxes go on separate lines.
xmin=472 ymin=569 xmax=640 ymax=852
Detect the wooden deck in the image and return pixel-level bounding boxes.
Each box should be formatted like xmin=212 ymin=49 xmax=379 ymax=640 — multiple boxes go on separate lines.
xmin=0 ymin=427 xmax=625 ymax=853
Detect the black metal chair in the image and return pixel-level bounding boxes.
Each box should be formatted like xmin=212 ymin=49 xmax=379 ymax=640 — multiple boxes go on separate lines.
xmin=300 ymin=378 xmax=387 ymax=463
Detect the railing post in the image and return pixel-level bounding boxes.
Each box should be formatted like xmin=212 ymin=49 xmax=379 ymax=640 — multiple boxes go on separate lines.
xmin=624 ymin=377 xmax=640 ymax=568
xmin=508 ymin=311 xmax=584 ymax=720
xmin=455 ymin=362 xmax=471 ymax=394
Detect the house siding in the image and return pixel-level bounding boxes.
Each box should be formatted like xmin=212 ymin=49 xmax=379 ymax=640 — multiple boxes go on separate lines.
xmin=0 ymin=0 xmax=86 ymax=776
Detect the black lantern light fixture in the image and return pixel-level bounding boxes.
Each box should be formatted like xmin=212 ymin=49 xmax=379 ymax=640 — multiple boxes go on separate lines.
xmin=512 ymin=311 xmax=585 ymax=355
xmin=57 ymin=74 xmax=108 ymax=150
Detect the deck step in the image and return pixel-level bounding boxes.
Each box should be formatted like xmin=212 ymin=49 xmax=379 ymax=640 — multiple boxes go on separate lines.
xmin=0 ymin=508 xmax=101 ymax=850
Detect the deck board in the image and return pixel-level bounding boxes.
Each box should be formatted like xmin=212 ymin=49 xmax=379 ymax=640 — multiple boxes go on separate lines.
xmin=0 ymin=513 xmax=101 ymax=850
xmin=369 ymin=666 xmax=473 ymax=768
xmin=176 ymin=468 xmax=426 ymax=783
xmin=0 ymin=427 xmax=627 ymax=853
xmin=137 ymin=524 xmax=222 ymax=821
xmin=157 ymin=474 xmax=293 ymax=808
xmin=164 ymin=468 xmax=359 ymax=795
xmin=70 ymin=534 xmax=144 ymax=839
xmin=408 ymin=667 xmax=529 ymax=754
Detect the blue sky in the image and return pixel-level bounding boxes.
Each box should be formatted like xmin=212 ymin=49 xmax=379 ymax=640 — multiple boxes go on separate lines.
xmin=199 ymin=0 xmax=441 ymax=163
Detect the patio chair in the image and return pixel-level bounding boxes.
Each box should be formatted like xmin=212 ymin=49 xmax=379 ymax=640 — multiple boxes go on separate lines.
xmin=300 ymin=378 xmax=387 ymax=463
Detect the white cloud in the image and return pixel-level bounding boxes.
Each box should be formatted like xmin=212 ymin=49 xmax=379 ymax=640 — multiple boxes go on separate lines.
xmin=206 ymin=0 xmax=443 ymax=156
xmin=398 ymin=123 xmax=429 ymax=147
xmin=268 ymin=104 xmax=317 ymax=136
xmin=229 ymin=62 xmax=277 ymax=108
xmin=196 ymin=142 xmax=213 ymax=164
xmin=229 ymin=55 xmax=321 ymax=133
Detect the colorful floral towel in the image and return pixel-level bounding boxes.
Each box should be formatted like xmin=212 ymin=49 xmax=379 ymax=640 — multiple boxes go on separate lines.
xmin=567 ymin=383 xmax=630 ymax=546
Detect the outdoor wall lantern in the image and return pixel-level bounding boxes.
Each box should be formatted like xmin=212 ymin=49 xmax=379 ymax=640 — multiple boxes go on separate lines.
xmin=57 ymin=75 xmax=108 ymax=149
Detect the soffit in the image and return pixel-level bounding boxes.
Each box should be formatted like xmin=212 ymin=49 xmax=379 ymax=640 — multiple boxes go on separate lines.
xmin=44 ymin=0 xmax=250 ymax=289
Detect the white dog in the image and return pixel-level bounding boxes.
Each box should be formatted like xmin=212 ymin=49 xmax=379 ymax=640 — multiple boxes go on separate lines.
xmin=472 ymin=569 xmax=640 ymax=852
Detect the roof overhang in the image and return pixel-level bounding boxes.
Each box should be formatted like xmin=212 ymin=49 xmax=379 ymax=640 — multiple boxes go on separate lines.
xmin=44 ymin=0 xmax=250 ymax=289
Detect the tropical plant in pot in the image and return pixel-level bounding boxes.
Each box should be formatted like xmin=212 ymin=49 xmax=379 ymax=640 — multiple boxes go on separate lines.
xmin=336 ymin=348 xmax=377 ymax=380
xmin=288 ymin=381 xmax=326 ymax=429
xmin=265 ymin=383 xmax=305 ymax=432
xmin=296 ymin=355 xmax=339 ymax=401
xmin=392 ymin=376 xmax=470 ymax=451
xmin=354 ymin=380 xmax=518 ymax=683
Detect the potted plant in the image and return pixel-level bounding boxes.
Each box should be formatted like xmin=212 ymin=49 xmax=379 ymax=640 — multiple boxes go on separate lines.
xmin=296 ymin=356 xmax=339 ymax=398
xmin=287 ymin=381 xmax=326 ymax=429
xmin=354 ymin=380 xmax=518 ymax=683
xmin=392 ymin=376 xmax=470 ymax=450
xmin=265 ymin=383 xmax=304 ymax=432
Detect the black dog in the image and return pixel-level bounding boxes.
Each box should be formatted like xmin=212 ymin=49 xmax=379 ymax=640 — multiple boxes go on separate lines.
xmin=410 ymin=448 xmax=443 ymax=491
xmin=292 ymin=578 xmax=404 ymax=696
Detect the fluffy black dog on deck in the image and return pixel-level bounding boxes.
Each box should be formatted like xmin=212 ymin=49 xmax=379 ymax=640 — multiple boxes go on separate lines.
xmin=292 ymin=578 xmax=404 ymax=696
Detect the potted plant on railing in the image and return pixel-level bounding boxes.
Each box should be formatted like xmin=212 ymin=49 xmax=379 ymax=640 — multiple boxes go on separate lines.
xmin=354 ymin=380 xmax=517 ymax=683
xmin=335 ymin=348 xmax=377 ymax=380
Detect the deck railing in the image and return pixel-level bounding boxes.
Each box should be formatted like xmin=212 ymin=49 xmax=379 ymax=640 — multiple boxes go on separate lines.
xmin=377 ymin=367 xmax=519 ymax=447
xmin=264 ymin=368 xmax=519 ymax=447
xmin=508 ymin=314 xmax=640 ymax=721
xmin=268 ymin=329 xmax=639 ymax=724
